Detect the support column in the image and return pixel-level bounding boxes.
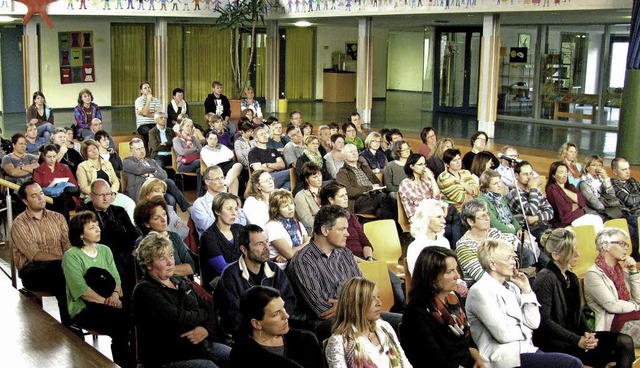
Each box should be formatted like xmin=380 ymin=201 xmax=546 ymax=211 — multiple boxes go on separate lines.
xmin=617 ymin=0 xmax=640 ymax=163
xmin=155 ymin=19 xmax=168 ymax=109
xmin=357 ymin=17 xmax=373 ymax=126
xmin=23 ymin=21 xmax=39 ymax=109
xmin=266 ymin=20 xmax=280 ymax=113
xmin=477 ymin=14 xmax=501 ymax=138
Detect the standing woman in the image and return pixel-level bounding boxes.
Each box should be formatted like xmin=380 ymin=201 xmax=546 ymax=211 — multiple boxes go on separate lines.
xmin=398 ymin=153 xmax=440 ymax=219
xmin=201 ymin=130 xmax=243 ymax=196
xmin=559 ymin=142 xmax=582 ymax=187
xmin=533 ymin=228 xmax=634 ymax=368
xmin=62 ymin=211 xmax=134 ymax=368
xmin=231 ymin=286 xmax=323 ymax=368
xmin=417 ymin=127 xmax=437 ymax=159
xmin=324 ymin=133 xmax=346 ymax=179
xmin=401 ymin=247 xmax=483 ymax=368
xmin=325 ymin=277 xmax=411 ymax=368
xmin=265 ymin=189 xmax=310 ymax=270
xmin=173 ymin=118 xmax=203 ymax=195
xmin=76 ymin=139 xmax=120 ymax=198
xmin=167 ymin=87 xmax=189 ymax=127
xmin=241 ymin=86 xmax=263 ymax=124
xmin=26 ymin=91 xmax=55 ymax=142
xmin=199 ymin=192 xmax=244 ymax=291
xmin=359 ymin=131 xmax=387 ymax=174
xmin=244 ymin=170 xmax=275 ymax=229
xmin=384 ymin=139 xmax=412 ymax=200
xmin=73 ymin=89 xmax=102 ymax=139
xmin=546 ymin=161 xmax=603 ymax=229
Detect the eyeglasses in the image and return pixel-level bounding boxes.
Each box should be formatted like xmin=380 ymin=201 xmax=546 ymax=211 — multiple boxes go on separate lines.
xmin=607 ymin=240 xmax=630 ymax=248
xmin=91 ymin=192 xmax=115 ymax=199
xmin=206 ymin=176 xmax=225 ymax=182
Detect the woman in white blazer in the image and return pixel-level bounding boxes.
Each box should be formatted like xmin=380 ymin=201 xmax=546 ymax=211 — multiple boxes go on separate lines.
xmin=585 ymin=227 xmax=640 ymax=345
xmin=466 ymin=239 xmax=583 ymax=368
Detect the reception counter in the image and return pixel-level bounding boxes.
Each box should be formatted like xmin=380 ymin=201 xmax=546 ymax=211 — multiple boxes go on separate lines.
xmin=323 ymin=72 xmax=356 ymax=103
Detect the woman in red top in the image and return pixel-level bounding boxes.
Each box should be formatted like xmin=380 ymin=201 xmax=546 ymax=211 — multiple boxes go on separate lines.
xmin=33 ymin=144 xmax=79 ymax=219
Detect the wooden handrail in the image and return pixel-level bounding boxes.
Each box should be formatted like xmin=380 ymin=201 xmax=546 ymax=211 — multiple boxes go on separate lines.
xmin=0 ymin=178 xmax=54 ymax=204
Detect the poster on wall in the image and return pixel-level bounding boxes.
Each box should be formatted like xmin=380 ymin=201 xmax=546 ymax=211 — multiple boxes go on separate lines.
xmin=58 ymin=31 xmax=94 ymax=84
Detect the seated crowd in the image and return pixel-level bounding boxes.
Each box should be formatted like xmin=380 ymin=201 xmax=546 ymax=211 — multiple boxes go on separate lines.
xmin=7 ymin=83 xmax=640 ymax=368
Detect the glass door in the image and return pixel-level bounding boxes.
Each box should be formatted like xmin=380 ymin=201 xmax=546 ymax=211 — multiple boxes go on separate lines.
xmin=433 ymin=28 xmax=481 ymax=115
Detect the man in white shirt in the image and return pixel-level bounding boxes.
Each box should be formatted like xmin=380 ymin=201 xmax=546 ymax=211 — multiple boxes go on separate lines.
xmin=134 ymin=81 xmax=161 ymax=137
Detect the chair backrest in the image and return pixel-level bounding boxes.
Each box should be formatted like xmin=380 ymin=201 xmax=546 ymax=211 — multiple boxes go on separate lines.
xmin=572 ymin=224 xmax=598 ymax=277
xmin=397 ymin=198 xmax=410 ymax=233
xmin=289 ymin=167 xmax=297 ymax=191
xmin=358 ymin=260 xmax=394 ymax=312
xmin=403 ymin=257 xmax=412 ymax=303
xmin=200 ymin=159 xmax=208 ymax=175
xmin=171 ymin=148 xmax=179 ymax=172
xmin=603 ymin=218 xmax=633 ymax=256
xmin=375 ymin=172 xmax=384 ymax=184
xmin=363 ymin=219 xmax=402 ymax=267
xmin=120 ymin=171 xmax=127 ymax=193
xmin=118 ymin=141 xmax=131 ymax=159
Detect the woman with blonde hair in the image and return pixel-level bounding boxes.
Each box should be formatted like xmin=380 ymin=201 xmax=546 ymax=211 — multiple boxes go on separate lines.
xmin=265 ymin=189 xmax=310 ymax=269
xmin=138 ymin=178 xmax=188 ymax=240
xmin=359 ymin=131 xmax=387 ymax=174
xmin=244 ymin=169 xmax=275 ymax=229
xmin=173 ymin=118 xmax=203 ymax=194
xmin=325 ymin=277 xmax=411 ymax=368
xmin=559 ymin=142 xmax=582 ymax=187
xmin=76 ymin=139 xmax=119 ymax=197
xmin=426 ymin=137 xmax=454 ymax=179
xmin=201 ymin=130 xmax=243 ymax=196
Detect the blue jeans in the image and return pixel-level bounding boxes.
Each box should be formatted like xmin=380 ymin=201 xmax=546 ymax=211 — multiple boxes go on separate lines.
xmin=202 ymin=340 xmax=231 ymax=366
xmin=270 ymin=169 xmax=291 ymax=190
xmin=178 ymin=159 xmax=202 ymax=196
xmin=165 ymin=178 xmax=191 ymax=212
xmin=37 ymin=122 xmax=54 ymax=142
xmin=520 ymin=350 xmax=583 ymax=368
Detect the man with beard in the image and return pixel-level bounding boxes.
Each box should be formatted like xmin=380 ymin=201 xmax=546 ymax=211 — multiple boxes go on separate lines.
xmin=215 ymin=224 xmax=296 ymax=338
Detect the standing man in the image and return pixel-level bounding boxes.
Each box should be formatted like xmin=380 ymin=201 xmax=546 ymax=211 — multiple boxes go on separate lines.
xmin=216 ymin=224 xmax=296 ymax=337
xmin=135 ymin=81 xmax=161 ymax=138
xmin=283 ymin=126 xmax=305 ymax=167
xmin=123 ymin=138 xmax=192 ymax=213
xmin=11 ymin=180 xmax=71 ymax=325
xmin=248 ymin=127 xmax=290 ymax=189
xmin=506 ymin=161 xmax=553 ymax=244
xmin=204 ymin=81 xmax=232 ymax=134
xmin=148 ymin=112 xmax=176 ymax=168
xmin=79 ymin=179 xmax=140 ymax=299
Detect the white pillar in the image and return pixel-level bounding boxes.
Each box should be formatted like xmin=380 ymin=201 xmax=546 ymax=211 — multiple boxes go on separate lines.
xmin=23 ymin=21 xmax=39 ymax=109
xmin=266 ymin=20 xmax=280 ymax=113
xmin=357 ymin=18 xmax=373 ymax=126
xmin=477 ymin=14 xmax=501 ymax=138
xmin=155 ymin=19 xmax=168 ymax=110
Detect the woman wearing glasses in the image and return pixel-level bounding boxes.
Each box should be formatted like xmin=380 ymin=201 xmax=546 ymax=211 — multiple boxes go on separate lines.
xmin=533 ymin=228 xmax=634 ymax=367
xmin=585 ymin=228 xmax=640 ymax=347
xmin=383 ymin=139 xmax=411 ymax=201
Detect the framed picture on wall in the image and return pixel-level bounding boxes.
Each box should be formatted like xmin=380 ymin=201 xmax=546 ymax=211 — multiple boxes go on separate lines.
xmin=518 ymin=33 xmax=531 ymax=49
xmin=346 ymin=42 xmax=357 ymax=61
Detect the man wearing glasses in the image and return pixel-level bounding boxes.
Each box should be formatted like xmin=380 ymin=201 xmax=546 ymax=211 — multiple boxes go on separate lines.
xmin=79 ymin=178 xmax=140 ymax=299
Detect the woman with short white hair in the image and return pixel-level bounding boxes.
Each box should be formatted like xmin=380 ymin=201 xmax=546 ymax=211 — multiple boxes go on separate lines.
xmin=406 ymin=199 xmax=450 ymax=274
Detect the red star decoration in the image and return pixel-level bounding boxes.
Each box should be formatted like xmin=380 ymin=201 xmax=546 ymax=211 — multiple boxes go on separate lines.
xmin=16 ymin=0 xmax=58 ymax=28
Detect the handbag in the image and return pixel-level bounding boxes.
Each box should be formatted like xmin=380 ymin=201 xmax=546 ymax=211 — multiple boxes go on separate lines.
xmin=84 ymin=267 xmax=116 ymax=298
xmin=180 ymin=154 xmax=200 ymax=165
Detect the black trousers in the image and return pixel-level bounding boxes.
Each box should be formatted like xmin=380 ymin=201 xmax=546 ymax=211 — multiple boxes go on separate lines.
xmin=19 ymin=260 xmax=71 ymax=326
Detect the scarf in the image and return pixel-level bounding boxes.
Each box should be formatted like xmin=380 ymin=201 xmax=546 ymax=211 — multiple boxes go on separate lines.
xmin=430 ymin=292 xmax=469 ymax=338
xmin=484 ymin=191 xmax=514 ymax=229
xmin=595 ymin=253 xmax=631 ymax=301
xmin=567 ymin=161 xmax=580 ymax=181
xmin=171 ymin=99 xmax=187 ymax=120
xmin=304 ymin=149 xmax=323 ymax=168
xmin=344 ymin=324 xmax=404 ymax=368
xmin=180 ymin=134 xmax=194 ymax=149
xmin=278 ymin=216 xmax=302 ymax=247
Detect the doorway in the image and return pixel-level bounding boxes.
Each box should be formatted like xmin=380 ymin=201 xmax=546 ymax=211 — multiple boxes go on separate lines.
xmin=433 ymin=28 xmax=481 ymax=115
xmin=1 ymin=26 xmax=25 ymax=113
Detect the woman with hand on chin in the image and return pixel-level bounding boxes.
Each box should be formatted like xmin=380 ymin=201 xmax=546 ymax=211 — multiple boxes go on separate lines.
xmin=399 ymin=153 xmax=440 ymax=219
xmin=533 ymin=228 xmax=634 ymax=368
xmin=63 ymin=211 xmax=134 ymax=368
xmin=466 ymin=239 xmax=583 ymax=368
xmin=401 ymin=247 xmax=482 ymax=368
xmin=325 ymin=277 xmax=411 ymax=368
xmin=231 ymin=286 xmax=323 ymax=368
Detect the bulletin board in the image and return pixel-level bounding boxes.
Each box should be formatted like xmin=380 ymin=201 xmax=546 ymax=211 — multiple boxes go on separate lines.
xmin=58 ymin=31 xmax=95 ymax=84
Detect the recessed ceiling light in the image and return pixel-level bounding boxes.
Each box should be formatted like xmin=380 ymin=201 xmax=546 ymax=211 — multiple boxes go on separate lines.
xmin=295 ymin=21 xmax=312 ymax=27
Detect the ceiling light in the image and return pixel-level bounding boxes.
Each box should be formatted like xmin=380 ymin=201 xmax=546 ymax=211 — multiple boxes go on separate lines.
xmin=295 ymin=21 xmax=312 ymax=27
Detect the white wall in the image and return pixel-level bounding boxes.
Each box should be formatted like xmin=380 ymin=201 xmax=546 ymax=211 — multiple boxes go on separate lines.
xmin=386 ymin=31 xmax=424 ymax=92
xmin=36 ymin=17 xmax=112 ymax=108
xmin=315 ymin=25 xmax=388 ymax=99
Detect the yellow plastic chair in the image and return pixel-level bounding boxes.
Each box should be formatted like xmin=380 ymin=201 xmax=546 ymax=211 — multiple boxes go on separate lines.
xmin=397 ymin=198 xmax=410 ymax=233
xmin=171 ymin=148 xmax=197 ymax=191
xmin=358 ymin=260 xmax=394 ymax=312
xmin=538 ymin=175 xmax=547 ymax=196
xmin=604 ymin=218 xmax=633 ymax=256
xmin=118 ymin=141 xmax=131 ymax=159
xmin=289 ymin=168 xmax=297 ymax=191
xmin=403 ymin=258 xmax=412 ymax=302
xmin=572 ymin=224 xmax=598 ymax=278
xmin=363 ymin=219 xmax=403 ymax=275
